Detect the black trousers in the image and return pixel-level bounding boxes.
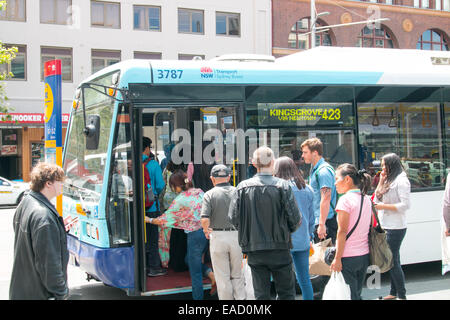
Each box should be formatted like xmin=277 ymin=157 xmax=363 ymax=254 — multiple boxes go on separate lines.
xmin=314 ymin=214 xmax=338 ymax=245
xmin=145 ymin=211 xmax=162 ymax=271
xmin=247 ymin=250 xmax=296 ymax=300
xmin=341 ymin=254 xmax=370 ymax=300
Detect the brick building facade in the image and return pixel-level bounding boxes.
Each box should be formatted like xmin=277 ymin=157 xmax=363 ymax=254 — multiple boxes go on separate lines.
xmin=272 ymin=0 xmax=450 ymax=56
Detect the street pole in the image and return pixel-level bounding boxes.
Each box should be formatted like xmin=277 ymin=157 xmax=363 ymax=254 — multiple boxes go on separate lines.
xmin=44 ymin=60 xmax=63 ymax=216
xmin=311 ymin=0 xmax=316 ymax=48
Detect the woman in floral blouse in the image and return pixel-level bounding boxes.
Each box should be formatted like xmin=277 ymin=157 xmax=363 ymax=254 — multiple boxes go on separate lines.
xmin=147 ymin=169 xmax=216 ymax=299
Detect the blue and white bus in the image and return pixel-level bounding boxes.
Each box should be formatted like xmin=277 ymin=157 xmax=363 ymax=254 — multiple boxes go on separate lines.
xmin=62 ymin=47 xmax=450 ymax=296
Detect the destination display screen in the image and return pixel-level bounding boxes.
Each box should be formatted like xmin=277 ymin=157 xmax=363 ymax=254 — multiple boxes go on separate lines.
xmin=256 ymin=103 xmax=354 ymax=127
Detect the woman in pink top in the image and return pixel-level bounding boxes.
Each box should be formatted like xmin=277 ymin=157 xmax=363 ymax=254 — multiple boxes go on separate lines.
xmin=330 ymin=163 xmax=372 ymax=300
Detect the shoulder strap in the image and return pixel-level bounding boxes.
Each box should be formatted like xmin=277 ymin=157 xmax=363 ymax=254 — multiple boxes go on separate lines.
xmin=371 ymin=201 xmax=381 ymax=227
xmin=346 ymin=194 xmax=364 ymax=240
xmin=314 ymin=163 xmax=337 ymax=211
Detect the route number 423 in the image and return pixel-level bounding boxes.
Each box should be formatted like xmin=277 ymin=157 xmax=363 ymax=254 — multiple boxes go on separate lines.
xmin=157 ymin=69 xmax=183 ymax=79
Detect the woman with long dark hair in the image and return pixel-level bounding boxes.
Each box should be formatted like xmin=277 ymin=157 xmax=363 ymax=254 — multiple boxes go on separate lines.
xmin=274 ymin=156 xmax=315 ymax=300
xmin=374 ymin=153 xmax=410 ymax=300
xmin=147 ymin=169 xmax=216 ymax=299
xmin=331 ymin=163 xmax=372 ymax=300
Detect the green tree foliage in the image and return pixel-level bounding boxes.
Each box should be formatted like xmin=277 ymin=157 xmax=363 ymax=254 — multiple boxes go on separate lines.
xmin=0 ymin=0 xmax=18 ymax=115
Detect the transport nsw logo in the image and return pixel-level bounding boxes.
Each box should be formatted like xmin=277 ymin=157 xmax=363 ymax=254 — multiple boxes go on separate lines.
xmin=200 ymin=67 xmax=243 ymax=80
xmin=200 ymin=67 xmax=214 ymax=78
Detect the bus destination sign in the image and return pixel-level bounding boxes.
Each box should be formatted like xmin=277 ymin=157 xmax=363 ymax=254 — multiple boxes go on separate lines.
xmin=257 ymin=103 xmax=354 ymax=127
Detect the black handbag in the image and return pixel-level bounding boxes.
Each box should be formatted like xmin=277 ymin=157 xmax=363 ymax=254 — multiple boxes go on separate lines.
xmin=324 ymin=194 xmax=364 ymax=265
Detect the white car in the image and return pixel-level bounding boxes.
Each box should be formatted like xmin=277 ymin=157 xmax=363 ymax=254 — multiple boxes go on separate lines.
xmin=0 ymin=177 xmax=29 ymax=205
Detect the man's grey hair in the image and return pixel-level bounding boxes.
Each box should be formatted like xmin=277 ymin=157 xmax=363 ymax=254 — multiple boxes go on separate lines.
xmin=253 ymin=146 xmax=274 ymax=168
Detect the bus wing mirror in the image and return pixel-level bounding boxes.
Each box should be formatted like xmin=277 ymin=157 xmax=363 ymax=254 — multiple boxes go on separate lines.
xmin=84 ymin=114 xmax=101 ymax=150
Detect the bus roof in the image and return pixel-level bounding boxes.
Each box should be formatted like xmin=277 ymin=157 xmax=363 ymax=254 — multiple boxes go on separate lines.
xmin=82 ymin=47 xmax=450 ymax=88
xmin=276 ymin=47 xmax=450 ymax=86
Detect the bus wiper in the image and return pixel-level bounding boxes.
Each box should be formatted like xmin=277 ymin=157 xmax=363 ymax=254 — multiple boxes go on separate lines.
xmin=65 ymin=179 xmax=100 ymax=206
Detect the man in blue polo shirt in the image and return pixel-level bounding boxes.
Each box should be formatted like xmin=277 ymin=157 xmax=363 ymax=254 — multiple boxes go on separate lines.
xmin=301 ymin=137 xmax=338 ymax=244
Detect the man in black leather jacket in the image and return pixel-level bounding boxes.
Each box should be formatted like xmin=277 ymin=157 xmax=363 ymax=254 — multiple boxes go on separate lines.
xmin=228 ymin=146 xmax=302 ymax=300
xmin=9 ymin=162 xmax=69 ymax=300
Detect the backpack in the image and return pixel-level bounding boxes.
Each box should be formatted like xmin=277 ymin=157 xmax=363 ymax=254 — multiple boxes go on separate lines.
xmin=143 ymin=158 xmax=157 ymax=209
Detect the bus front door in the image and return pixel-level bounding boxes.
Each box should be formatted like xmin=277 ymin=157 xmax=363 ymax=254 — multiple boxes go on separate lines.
xmin=139 ymin=104 xmax=246 ymax=296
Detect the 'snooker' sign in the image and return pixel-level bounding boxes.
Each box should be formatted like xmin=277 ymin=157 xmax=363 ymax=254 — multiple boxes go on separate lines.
xmin=0 ymin=113 xmax=70 ymax=124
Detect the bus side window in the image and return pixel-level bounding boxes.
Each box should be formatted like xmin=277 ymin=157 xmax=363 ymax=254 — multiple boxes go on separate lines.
xmin=358 ymin=103 xmax=444 ymax=191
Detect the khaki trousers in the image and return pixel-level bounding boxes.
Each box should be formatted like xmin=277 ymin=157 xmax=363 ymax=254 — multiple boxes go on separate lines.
xmin=210 ymin=231 xmax=246 ymax=300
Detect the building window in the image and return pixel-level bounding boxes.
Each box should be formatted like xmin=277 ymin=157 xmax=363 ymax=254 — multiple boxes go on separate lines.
xmin=0 ymin=44 xmax=26 ymax=80
xmin=0 ymin=0 xmax=26 ymax=21
xmin=437 ymin=0 xmax=450 ymax=11
xmin=40 ymin=0 xmax=72 ymax=25
xmin=288 ymin=18 xmax=332 ymax=49
xmin=41 ymin=47 xmax=72 ymax=82
xmin=178 ymin=54 xmax=205 ymax=60
xmin=92 ymin=49 xmax=121 ymax=74
xmin=416 ymin=29 xmax=449 ymax=50
xmin=354 ymin=0 xmax=389 ymax=3
xmin=415 ymin=0 xmax=450 ymax=9
xmin=414 ymin=0 xmax=430 ymax=8
xmin=178 ymin=8 xmax=204 ymax=34
xmin=133 ymin=51 xmax=162 ymax=60
xmin=216 ymin=12 xmax=240 ymax=36
xmin=356 ymin=26 xmax=394 ymax=48
xmin=133 ymin=5 xmax=160 ymax=31
xmin=91 ymin=1 xmax=120 ymax=29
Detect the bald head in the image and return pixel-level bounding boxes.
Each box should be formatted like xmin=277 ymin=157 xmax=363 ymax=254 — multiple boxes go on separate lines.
xmin=252 ymin=146 xmax=274 ymax=171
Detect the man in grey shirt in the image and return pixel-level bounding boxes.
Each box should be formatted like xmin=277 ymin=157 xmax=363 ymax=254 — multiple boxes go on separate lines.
xmin=201 ymin=164 xmax=246 ymax=300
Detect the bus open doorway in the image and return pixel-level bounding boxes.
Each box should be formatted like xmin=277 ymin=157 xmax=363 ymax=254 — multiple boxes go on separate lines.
xmin=138 ymin=105 xmax=242 ymax=296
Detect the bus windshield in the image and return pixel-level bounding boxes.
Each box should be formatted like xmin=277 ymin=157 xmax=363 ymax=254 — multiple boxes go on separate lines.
xmin=63 ymin=72 xmax=117 ymax=202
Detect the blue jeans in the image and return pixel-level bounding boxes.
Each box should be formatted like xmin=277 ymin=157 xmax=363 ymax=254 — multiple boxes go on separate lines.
xmin=291 ymin=250 xmax=314 ymax=300
xmin=386 ymin=228 xmax=407 ymax=299
xmin=186 ymin=229 xmax=212 ymax=300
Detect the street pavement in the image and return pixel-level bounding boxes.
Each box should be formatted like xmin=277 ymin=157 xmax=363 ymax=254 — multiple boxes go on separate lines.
xmin=2 ymin=206 xmax=450 ymax=300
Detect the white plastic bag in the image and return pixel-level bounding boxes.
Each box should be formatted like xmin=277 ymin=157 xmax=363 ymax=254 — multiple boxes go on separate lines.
xmin=322 ymin=271 xmax=351 ymax=300
xmin=441 ymin=218 xmax=450 ymax=275
xmin=242 ymin=258 xmax=255 ymax=300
